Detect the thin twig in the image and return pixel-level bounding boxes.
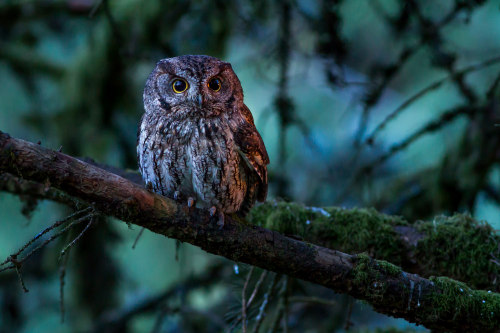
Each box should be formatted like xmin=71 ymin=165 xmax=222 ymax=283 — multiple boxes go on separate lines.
xmin=247 ymin=271 xmax=269 ymax=308
xmin=0 ymin=207 xmax=92 ymax=267
xmin=355 ymin=45 xmax=420 ymax=147
xmin=358 ymin=105 xmax=480 ymax=176
xmin=253 ymin=274 xmax=281 ymax=333
xmin=242 ymin=266 xmax=255 ymax=333
xmin=59 ymin=216 xmax=96 ymax=259
xmin=59 ymin=230 xmax=73 ymax=323
xmin=366 ymin=54 xmax=500 ymax=144
xmin=132 ymin=227 xmax=145 ymax=249
xmin=231 ymin=270 xmax=270 ymax=331
xmin=14 ymin=261 xmax=28 ymax=292
xmin=0 ymin=213 xmax=92 ymax=274
xmin=269 ymin=277 xmax=289 ymax=333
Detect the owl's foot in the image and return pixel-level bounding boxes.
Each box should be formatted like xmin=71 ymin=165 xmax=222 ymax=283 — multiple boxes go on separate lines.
xmin=209 ymin=206 xmax=224 ymax=229
xmin=209 ymin=206 xmax=217 ymax=216
xmin=187 ymin=197 xmax=195 ymax=208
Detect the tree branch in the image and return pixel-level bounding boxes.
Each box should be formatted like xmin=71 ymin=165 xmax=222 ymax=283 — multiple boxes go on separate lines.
xmin=0 ymin=131 xmax=499 ymax=332
xmin=0 ymin=172 xmax=82 ymax=208
xmin=5 ymin=168 xmax=498 ymax=293
xmin=248 ymin=201 xmax=500 ymax=292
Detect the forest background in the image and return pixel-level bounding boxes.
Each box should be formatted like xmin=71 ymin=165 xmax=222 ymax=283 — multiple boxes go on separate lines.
xmin=1 ymin=0 xmax=500 ymax=332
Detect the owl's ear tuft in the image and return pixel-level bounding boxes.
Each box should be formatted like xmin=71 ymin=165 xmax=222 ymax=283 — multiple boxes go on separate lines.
xmin=156 ymin=60 xmax=174 ymax=74
xmin=219 ymin=63 xmax=233 ymax=73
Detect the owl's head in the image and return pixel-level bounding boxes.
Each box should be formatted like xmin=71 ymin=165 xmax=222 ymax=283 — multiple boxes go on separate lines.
xmin=143 ymin=55 xmax=244 ymax=119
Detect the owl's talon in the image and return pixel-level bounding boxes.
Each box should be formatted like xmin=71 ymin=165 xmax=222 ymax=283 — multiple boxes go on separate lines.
xmin=208 ymin=207 xmax=224 ymax=228
xmin=146 ymin=182 xmax=153 ymax=191
xmin=173 ymin=191 xmax=180 ymax=201
xmin=209 ymin=206 xmax=217 ymax=217
xmin=187 ymin=197 xmax=195 ymax=208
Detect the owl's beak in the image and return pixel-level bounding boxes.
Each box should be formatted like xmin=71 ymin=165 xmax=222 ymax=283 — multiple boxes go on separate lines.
xmin=197 ymin=94 xmax=203 ymax=108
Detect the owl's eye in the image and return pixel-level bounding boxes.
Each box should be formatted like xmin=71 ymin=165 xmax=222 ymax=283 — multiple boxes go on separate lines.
xmin=172 ymin=79 xmax=188 ymax=93
xmin=208 ymin=77 xmax=222 ymax=92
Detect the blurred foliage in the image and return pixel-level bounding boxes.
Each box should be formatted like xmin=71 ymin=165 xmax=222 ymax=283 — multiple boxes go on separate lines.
xmin=1 ymin=0 xmax=500 ymax=332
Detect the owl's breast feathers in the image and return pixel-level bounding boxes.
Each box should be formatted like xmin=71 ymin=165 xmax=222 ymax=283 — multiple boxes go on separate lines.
xmin=137 ymin=104 xmax=269 ymax=215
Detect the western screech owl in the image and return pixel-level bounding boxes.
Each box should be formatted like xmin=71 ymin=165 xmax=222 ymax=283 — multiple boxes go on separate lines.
xmin=137 ymin=55 xmax=269 ymax=223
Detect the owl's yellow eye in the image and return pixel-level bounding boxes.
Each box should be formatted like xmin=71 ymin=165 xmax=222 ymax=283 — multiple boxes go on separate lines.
xmin=172 ymin=79 xmax=188 ymax=93
xmin=208 ymin=77 xmax=222 ymax=92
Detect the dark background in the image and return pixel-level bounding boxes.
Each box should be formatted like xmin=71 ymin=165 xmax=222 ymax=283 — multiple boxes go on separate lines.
xmin=0 ymin=0 xmax=499 ymax=332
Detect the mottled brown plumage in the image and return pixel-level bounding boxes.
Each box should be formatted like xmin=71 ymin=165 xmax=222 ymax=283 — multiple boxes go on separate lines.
xmin=137 ymin=55 xmax=269 ymax=219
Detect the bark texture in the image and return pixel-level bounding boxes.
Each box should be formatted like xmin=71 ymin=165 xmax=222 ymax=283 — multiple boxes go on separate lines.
xmin=0 ymin=131 xmax=499 ymax=332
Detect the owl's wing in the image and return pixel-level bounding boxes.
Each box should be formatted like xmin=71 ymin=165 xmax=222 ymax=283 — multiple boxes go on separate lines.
xmin=234 ymin=105 xmax=270 ymax=202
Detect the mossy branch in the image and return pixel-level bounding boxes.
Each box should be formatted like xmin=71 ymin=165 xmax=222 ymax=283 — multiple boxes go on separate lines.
xmin=0 ymin=130 xmax=499 ymax=332
xmin=248 ymin=202 xmax=500 ymax=292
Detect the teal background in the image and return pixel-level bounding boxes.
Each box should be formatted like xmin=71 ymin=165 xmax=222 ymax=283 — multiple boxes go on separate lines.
xmin=0 ymin=0 xmax=499 ymax=332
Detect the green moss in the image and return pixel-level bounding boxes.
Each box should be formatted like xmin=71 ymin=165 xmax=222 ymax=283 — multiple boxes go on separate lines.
xmin=248 ymin=202 xmax=500 ymax=291
xmin=350 ymin=253 xmax=404 ymax=302
xmin=248 ymin=201 xmax=408 ymax=264
xmin=352 ymin=253 xmax=372 ymax=286
xmin=351 ymin=254 xmax=402 ymax=283
xmin=350 ymin=257 xmax=500 ymax=329
xmin=247 ymin=201 xmax=316 ymax=235
xmin=428 ymin=276 xmax=500 ymax=329
xmin=416 ymin=214 xmax=499 ymax=290
xmin=377 ymin=259 xmax=403 ymax=277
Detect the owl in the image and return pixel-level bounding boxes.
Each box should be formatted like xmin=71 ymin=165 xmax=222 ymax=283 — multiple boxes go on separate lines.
xmin=137 ymin=55 xmax=269 ymax=225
